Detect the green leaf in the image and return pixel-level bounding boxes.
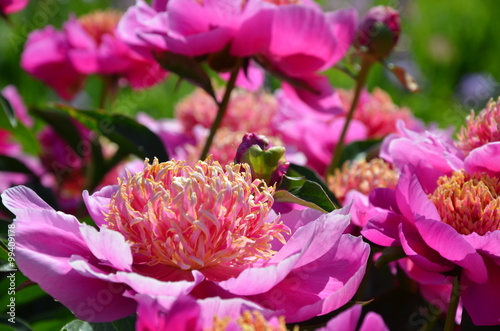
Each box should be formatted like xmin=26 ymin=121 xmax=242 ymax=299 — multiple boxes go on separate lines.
xmin=288 ymin=180 xmax=336 ymax=212
xmin=0 ymin=94 xmax=17 ymax=128
xmin=0 ymin=316 xmax=33 ymax=331
xmin=0 ymin=155 xmax=36 ymax=176
xmin=153 ymin=51 xmax=216 ymax=101
xmin=32 ymin=108 xmax=86 ymax=157
xmin=60 ymin=316 xmax=136 ymax=331
xmin=57 ymin=106 xmax=169 ymax=162
xmin=274 ymin=190 xmax=328 ymax=214
xmin=61 ymin=320 xmax=93 ymax=331
xmin=286 ymin=163 xmax=341 ymax=208
xmin=338 ymin=139 xmax=382 ymax=167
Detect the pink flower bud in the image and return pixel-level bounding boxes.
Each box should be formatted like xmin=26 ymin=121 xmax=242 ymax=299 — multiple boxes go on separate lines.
xmin=355 ymin=6 xmax=400 ymax=59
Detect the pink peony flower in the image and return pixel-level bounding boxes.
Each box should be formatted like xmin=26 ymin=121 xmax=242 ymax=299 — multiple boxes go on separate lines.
xmin=135 ymin=295 xmax=283 ymax=331
xmin=21 ymin=10 xmax=166 ymax=100
xmin=457 ymin=97 xmax=500 ymax=154
xmin=231 ymin=1 xmax=357 ymax=78
xmin=3 ymin=158 xmax=369 ymax=323
xmin=318 ymin=304 xmax=389 ymax=331
xmin=0 ymin=0 xmax=28 ymax=15
xmin=362 ymin=153 xmax=500 ymax=325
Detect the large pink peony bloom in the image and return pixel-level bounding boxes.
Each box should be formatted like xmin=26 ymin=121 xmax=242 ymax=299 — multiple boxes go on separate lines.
xmin=21 ymin=10 xmax=166 ymax=100
xmin=3 ymin=158 xmax=369 ymax=323
xmin=0 ymin=0 xmax=28 ymax=14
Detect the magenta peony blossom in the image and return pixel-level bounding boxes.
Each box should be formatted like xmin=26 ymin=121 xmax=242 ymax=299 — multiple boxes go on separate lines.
xmin=362 ymin=149 xmax=500 ymax=325
xmin=21 ymin=10 xmax=166 ymax=100
xmin=318 ymin=304 xmax=389 ymax=331
xmin=3 ymin=158 xmax=369 ymax=323
xmin=135 ymin=295 xmax=282 ymax=330
xmin=0 ymin=0 xmax=28 ymax=14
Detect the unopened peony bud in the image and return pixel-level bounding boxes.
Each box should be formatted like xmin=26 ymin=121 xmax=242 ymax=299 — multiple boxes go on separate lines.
xmin=235 ymin=133 xmax=289 ymax=186
xmin=355 ymin=6 xmax=400 ymax=60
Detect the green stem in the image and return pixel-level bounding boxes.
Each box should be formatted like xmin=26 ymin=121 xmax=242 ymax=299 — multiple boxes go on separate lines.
xmin=325 ymin=58 xmax=374 ymax=177
xmin=199 ymin=60 xmax=241 ymax=160
xmin=444 ymin=275 xmax=461 ymax=331
xmin=99 ymin=75 xmax=119 ymax=109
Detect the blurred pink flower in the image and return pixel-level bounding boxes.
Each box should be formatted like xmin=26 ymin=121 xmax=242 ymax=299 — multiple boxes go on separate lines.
xmin=21 ymin=10 xmax=166 ymax=100
xmin=274 ymin=86 xmax=367 ymax=174
xmin=0 ymin=0 xmax=28 ymax=14
xmin=3 ymin=158 xmax=369 ymax=323
xmin=339 ymin=88 xmax=424 ymax=139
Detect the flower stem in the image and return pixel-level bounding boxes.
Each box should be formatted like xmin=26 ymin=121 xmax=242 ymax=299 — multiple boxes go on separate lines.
xmin=444 ymin=275 xmax=461 ymax=331
xmin=199 ymin=60 xmax=241 ymax=160
xmin=325 ymin=58 xmax=374 ymax=177
xmin=99 ymin=75 xmax=119 ymax=109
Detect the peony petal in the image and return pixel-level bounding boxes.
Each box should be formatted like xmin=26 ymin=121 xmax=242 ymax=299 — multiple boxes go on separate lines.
xmin=461 ymin=260 xmax=500 ymax=326
xmin=414 ymin=218 xmax=487 ymax=283
xmin=464 ymin=142 xmax=500 ymax=177
xmin=80 ymin=225 xmax=133 ymax=272
xmin=217 ymin=251 xmax=303 ymax=296
xmin=1 ymin=186 xmax=135 ymax=322
xmin=83 ymin=186 xmax=117 ymax=227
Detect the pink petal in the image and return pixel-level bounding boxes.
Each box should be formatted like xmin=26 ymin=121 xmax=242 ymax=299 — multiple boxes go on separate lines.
xmin=322 ymin=8 xmax=358 ymax=69
xmin=321 ymin=304 xmax=362 ymax=331
xmin=414 ymin=218 xmax=487 ymax=283
xmin=80 ymin=226 xmax=133 ymax=271
xmin=1 ymin=186 xmax=135 ymax=322
xmin=83 ymin=186 xmax=118 ymax=228
xmin=461 ymin=260 xmax=500 ymax=325
xmin=464 ymin=142 xmax=500 ymax=177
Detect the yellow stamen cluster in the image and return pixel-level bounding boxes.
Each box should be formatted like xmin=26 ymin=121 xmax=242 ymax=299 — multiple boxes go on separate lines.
xmin=210 ymin=311 xmax=290 ymax=331
xmin=429 ymin=170 xmax=500 ymax=235
xmin=105 ymin=158 xmax=289 ymax=270
xmin=79 ymin=10 xmax=123 ymax=44
xmin=328 ymin=158 xmax=399 ymax=203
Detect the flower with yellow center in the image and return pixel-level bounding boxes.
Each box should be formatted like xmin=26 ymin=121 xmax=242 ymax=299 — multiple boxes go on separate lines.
xmin=78 ymin=10 xmax=123 ymax=44
xmin=210 ymin=311 xmax=290 ymax=331
xmin=105 ymin=158 xmax=290 ymax=271
xmin=457 ymin=98 xmax=500 ymax=154
xmin=429 ymin=170 xmax=500 ymax=236
xmin=328 ymin=158 xmax=399 ymax=203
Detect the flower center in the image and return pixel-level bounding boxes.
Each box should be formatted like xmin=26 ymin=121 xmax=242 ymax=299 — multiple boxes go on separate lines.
xmin=457 ymin=98 xmax=500 ymax=154
xmin=328 ymin=158 xmax=399 ymax=203
xmin=78 ymin=10 xmax=122 ymax=44
xmin=210 ymin=311 xmax=288 ymax=331
xmin=105 ymin=158 xmax=289 ymax=270
xmin=429 ymin=170 xmax=500 ymax=235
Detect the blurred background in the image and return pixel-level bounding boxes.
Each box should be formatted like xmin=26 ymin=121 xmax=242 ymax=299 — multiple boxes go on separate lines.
xmin=1 ymin=1 xmax=500 ymax=330
xmin=1 ymin=0 xmax=499 ymax=128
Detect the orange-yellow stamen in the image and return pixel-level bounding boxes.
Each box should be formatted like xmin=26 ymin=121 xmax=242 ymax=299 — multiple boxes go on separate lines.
xmin=78 ymin=10 xmax=122 ymax=44
xmin=210 ymin=311 xmax=289 ymax=331
xmin=429 ymin=170 xmax=500 ymax=235
xmin=105 ymin=158 xmax=289 ymax=270
xmin=327 ymin=158 xmax=399 ymax=203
